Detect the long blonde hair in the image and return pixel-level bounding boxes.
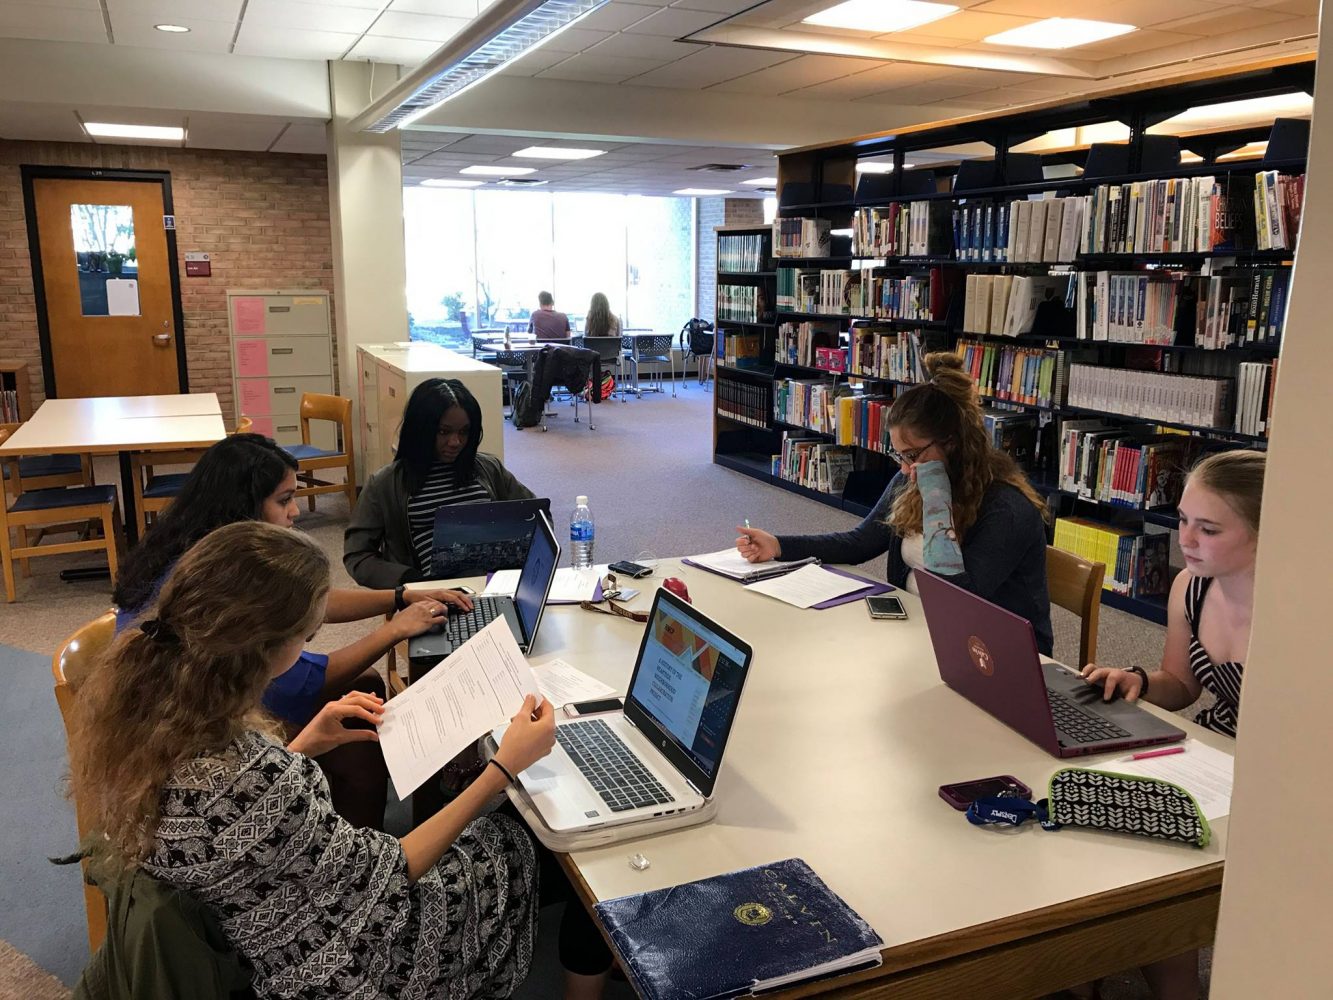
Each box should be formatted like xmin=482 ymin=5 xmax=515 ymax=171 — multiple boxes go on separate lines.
xmin=69 ymin=521 xmax=330 ymax=865
xmin=1188 ymin=449 xmax=1265 ymax=535
xmin=888 ymin=351 xmax=1047 ymax=537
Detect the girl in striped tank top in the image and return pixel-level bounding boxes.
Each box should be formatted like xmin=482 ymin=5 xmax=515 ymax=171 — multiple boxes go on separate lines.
xmin=1078 ymin=449 xmax=1263 ymax=1000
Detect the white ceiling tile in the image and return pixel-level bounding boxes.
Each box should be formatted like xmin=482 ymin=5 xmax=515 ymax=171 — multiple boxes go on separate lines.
xmin=497 ymin=46 xmax=571 ymax=75
xmin=110 ymin=15 xmax=236 ymax=52
xmin=346 ymin=34 xmax=443 ymax=63
xmin=585 ymin=31 xmax=698 ymax=60
xmin=186 ymin=112 xmax=289 ymax=151
xmin=538 ymin=63 xmax=645 ymax=83
xmin=242 ymin=0 xmax=380 ymax=34
xmin=390 ymin=0 xmax=479 ymax=14
xmin=107 ymin=0 xmax=242 ymax=22
xmin=1095 ymin=0 xmax=1229 ymax=29
xmin=973 ymin=0 xmax=1102 ymax=15
xmin=623 ymin=45 xmax=796 ymax=88
xmin=1253 ymin=0 xmax=1318 ymax=13
xmin=622 ymin=5 xmax=725 ymax=36
xmin=447 ymin=134 xmax=530 ymax=153
xmin=892 ymin=9 xmax=1038 ymax=42
xmin=871 ymin=31 xmax=974 ymax=47
xmin=1060 ymin=27 xmax=1201 ymax=56
xmin=270 ymin=122 xmax=328 ymax=154
xmin=537 ymin=51 xmax=669 ymax=80
xmin=853 ymin=82 xmax=983 ymax=103
xmin=0 ymin=2 xmax=108 ymax=43
xmin=791 ymin=61 xmax=956 ymax=100
xmin=669 ymin=0 xmax=759 ymax=12
xmin=1152 ymin=6 xmax=1305 ymax=35
xmin=233 ymin=25 xmax=361 ymax=59
xmin=574 ymin=2 xmax=660 ymax=31
xmin=368 ymin=10 xmax=470 ymax=42
xmin=536 ymin=27 xmax=614 ymax=52
xmin=0 ymin=105 xmax=90 ymax=142
xmin=707 ymin=54 xmax=879 ymax=95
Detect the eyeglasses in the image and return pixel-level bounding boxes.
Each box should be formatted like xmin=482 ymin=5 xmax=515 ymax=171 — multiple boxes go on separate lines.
xmin=887 ymin=440 xmax=936 ymax=465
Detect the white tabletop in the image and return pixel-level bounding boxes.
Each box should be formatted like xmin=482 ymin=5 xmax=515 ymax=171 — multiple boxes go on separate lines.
xmin=29 ymin=393 xmax=223 ymax=420
xmin=413 ymin=560 xmax=1230 ymax=958
xmin=0 ymin=396 xmax=226 ymax=455
xmin=360 ymin=342 xmax=506 ymax=375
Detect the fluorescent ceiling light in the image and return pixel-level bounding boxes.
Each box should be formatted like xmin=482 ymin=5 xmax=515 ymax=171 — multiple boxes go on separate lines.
xmin=154 ymin=23 xmax=190 ymax=33
xmin=1148 ymin=93 xmax=1312 ymax=133
xmin=361 ymin=0 xmax=612 ymax=132
xmin=84 ymin=122 xmax=184 ymax=141
xmin=460 ymin=165 xmax=537 ymax=176
xmin=513 ymin=146 xmax=605 ymax=159
xmin=742 ymin=177 xmax=778 ymax=186
xmin=421 ymin=178 xmax=486 ymax=187
xmin=803 ymin=0 xmax=958 ymax=34
xmin=856 ymin=162 xmax=894 ymax=173
xmin=674 ymin=188 xmax=732 ymax=196
xmin=984 ymin=18 xmax=1136 ymax=50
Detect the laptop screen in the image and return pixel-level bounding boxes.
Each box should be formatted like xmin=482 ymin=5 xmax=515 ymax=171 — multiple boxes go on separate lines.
xmin=513 ymin=512 xmax=558 ymax=642
xmin=431 ymin=499 xmax=552 ymax=579
xmin=625 ymin=589 xmax=751 ymax=794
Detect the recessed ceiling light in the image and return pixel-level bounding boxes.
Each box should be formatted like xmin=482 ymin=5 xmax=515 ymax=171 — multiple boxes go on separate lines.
xmin=459 ymin=165 xmax=537 ymax=176
xmin=512 ymin=146 xmax=606 ymax=160
xmin=742 ymin=177 xmax=778 ymax=186
xmin=856 ymin=162 xmax=894 ymax=174
xmin=803 ymin=0 xmax=958 ymax=34
xmin=984 ymin=18 xmax=1136 ymax=50
xmin=154 ymin=23 xmax=191 ymax=33
xmin=674 ymin=188 xmax=732 ymax=196
xmin=83 ymin=122 xmax=185 ymax=141
xmin=421 ymin=178 xmax=486 ymax=187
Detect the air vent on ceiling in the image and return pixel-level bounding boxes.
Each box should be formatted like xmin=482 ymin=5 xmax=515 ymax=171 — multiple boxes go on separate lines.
xmin=689 ymin=163 xmax=753 ymax=173
xmin=495 ymin=177 xmax=549 ymax=186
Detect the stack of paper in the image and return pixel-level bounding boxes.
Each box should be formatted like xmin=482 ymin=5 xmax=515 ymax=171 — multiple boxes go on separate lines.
xmin=686 ymin=548 xmax=817 ymax=582
xmin=1112 ymin=739 xmax=1235 ymax=820
xmin=485 ymin=565 xmax=606 ymax=603
xmin=747 ymin=564 xmax=870 ymax=609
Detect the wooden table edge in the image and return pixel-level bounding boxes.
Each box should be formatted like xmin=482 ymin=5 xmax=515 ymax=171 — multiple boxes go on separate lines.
xmin=0 ymin=437 xmax=225 ymax=456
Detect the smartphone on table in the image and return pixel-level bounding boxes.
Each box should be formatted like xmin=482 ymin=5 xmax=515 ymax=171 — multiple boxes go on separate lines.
xmin=938 ymin=775 xmax=1031 ymax=811
xmin=608 ymin=561 xmax=652 ymax=578
xmin=563 ymin=698 xmax=625 ymax=718
xmin=865 ymin=595 xmax=908 ymax=620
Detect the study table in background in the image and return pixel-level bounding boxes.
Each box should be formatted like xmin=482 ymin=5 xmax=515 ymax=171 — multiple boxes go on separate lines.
xmin=0 ymin=393 xmax=226 ymax=551
xmin=411 ymin=562 xmax=1230 ymax=998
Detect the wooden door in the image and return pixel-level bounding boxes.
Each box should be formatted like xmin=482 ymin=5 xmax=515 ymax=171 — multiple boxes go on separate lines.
xmin=29 ymin=175 xmax=185 ymax=397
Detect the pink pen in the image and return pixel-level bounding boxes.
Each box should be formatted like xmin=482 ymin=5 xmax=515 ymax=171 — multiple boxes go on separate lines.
xmin=1127 ymin=746 xmax=1187 ymax=762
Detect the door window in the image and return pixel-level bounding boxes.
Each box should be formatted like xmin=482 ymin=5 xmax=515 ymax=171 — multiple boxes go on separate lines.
xmin=70 ymin=203 xmax=139 ymax=316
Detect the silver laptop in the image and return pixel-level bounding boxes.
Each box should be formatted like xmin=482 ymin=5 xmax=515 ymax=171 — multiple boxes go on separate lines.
xmin=494 ymin=587 xmax=753 ymax=834
xmin=408 ymin=511 xmax=559 ymax=661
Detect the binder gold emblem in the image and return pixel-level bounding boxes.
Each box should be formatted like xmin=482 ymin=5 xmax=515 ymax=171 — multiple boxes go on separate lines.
xmin=733 ymin=902 xmax=773 ymax=926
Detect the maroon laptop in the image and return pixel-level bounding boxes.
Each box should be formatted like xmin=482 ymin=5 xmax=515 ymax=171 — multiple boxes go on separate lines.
xmin=915 ymin=571 xmax=1184 ymax=758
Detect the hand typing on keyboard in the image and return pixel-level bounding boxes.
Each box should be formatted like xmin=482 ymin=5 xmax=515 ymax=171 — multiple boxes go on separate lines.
xmin=390 ymin=601 xmax=449 ymax=640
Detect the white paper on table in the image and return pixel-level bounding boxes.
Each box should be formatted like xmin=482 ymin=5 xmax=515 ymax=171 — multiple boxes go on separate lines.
xmin=532 ymin=658 xmax=617 ymax=707
xmin=377 ymin=617 xmax=539 ymax=798
xmin=686 ymin=548 xmax=812 ymax=581
xmin=483 ymin=565 xmax=606 ymax=603
xmin=1112 ymin=739 xmax=1235 ymax=820
xmin=746 ymin=563 xmax=868 ymax=609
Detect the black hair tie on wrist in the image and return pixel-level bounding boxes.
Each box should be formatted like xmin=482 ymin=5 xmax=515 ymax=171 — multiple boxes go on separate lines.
xmin=489 ymin=758 xmax=516 ymax=784
xmin=140 ymin=619 xmax=179 ymax=645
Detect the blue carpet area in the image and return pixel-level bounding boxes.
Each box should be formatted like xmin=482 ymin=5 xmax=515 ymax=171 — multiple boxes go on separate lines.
xmin=0 ymin=642 xmax=87 ymax=986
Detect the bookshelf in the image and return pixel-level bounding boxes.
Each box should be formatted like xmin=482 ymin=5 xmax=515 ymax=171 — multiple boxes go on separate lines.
xmin=0 ymin=362 xmax=33 ymax=423
xmin=711 ymin=62 xmax=1312 ymax=624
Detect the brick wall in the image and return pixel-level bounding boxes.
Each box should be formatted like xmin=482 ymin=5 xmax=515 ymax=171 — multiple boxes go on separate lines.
xmin=0 ymin=140 xmax=334 ymax=422
xmin=695 ymin=197 xmax=725 ymax=324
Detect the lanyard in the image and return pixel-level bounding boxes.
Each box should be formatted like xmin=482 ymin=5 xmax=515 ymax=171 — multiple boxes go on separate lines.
xmin=966 ymin=796 xmax=1061 ymax=831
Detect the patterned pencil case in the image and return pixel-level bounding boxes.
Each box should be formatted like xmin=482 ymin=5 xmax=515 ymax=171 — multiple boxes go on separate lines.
xmin=1046 ymin=767 xmax=1211 ymax=848
xmin=967 ymin=767 xmax=1211 ymax=848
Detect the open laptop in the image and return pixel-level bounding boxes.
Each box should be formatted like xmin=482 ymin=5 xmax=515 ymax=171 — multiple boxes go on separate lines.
xmin=430 ymin=498 xmax=552 ymax=579
xmin=409 ymin=510 xmax=559 ymax=662
xmin=916 ymin=571 xmax=1184 ymax=758
xmin=494 ymin=587 xmax=753 ymax=836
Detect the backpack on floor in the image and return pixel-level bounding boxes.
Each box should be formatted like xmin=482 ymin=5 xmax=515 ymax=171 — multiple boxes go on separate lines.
xmin=600 ymin=371 xmax=616 ymax=401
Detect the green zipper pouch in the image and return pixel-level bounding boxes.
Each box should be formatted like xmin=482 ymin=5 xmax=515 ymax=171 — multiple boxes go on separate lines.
xmin=1047 ymin=766 xmax=1211 ymax=848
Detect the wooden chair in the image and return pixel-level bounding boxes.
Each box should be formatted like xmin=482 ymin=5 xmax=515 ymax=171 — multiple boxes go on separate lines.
xmin=52 ymin=611 xmax=117 ymax=954
xmin=1047 ymin=545 xmax=1106 ymax=667
xmin=128 ymin=415 xmax=255 ymax=536
xmin=284 ymin=393 xmax=356 ymax=512
xmin=0 ymin=428 xmax=122 ymax=601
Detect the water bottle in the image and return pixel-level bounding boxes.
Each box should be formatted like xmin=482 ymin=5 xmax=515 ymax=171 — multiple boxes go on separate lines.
xmin=570 ymin=496 xmax=594 ymax=569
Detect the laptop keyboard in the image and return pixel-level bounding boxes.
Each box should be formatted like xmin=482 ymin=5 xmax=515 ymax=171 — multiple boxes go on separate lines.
xmin=556 ymin=719 xmax=676 ymax=813
xmin=447 ymin=598 xmax=502 ymax=641
xmin=1047 ymin=688 xmax=1132 ymax=744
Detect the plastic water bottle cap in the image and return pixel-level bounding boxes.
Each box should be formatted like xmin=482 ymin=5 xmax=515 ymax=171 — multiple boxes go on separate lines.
xmin=576 ymin=495 xmax=588 ymax=506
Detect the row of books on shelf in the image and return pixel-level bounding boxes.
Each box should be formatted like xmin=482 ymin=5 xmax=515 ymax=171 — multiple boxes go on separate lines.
xmin=717 ymin=284 xmax=767 ymax=323
xmin=962 ymin=273 xmax=1071 ymax=337
xmin=718 ymin=233 xmax=769 ymax=273
xmin=776 ymin=268 xmax=861 ymax=315
xmin=851 ymin=201 xmax=952 ymax=258
xmin=1193 ymin=269 xmax=1289 ymax=348
xmin=1234 ymin=361 xmax=1277 ymax=437
xmin=720 ymin=332 xmax=766 ymax=369
xmin=773 ymin=217 xmax=831 ymax=258
xmin=0 ymin=389 xmax=20 ymax=423
xmin=1252 ymin=170 xmax=1304 ymax=250
xmin=1054 ymin=518 xmax=1171 ymax=599
xmin=1059 ymin=422 xmax=1189 ymax=509
xmin=777 ymin=321 xmax=841 ymax=369
xmin=773 ymin=378 xmax=843 ymax=434
xmin=848 ymin=327 xmax=932 ymax=384
xmin=957 ymin=338 xmax=1077 ymax=409
xmin=716 ymin=375 xmax=772 ymax=428
xmin=1067 ymin=364 xmax=1230 ymax=430
xmin=773 ymin=435 xmax=855 ymax=495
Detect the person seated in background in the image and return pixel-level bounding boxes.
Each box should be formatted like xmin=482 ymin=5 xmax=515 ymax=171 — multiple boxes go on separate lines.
xmin=73 ymin=521 xmax=612 ymax=1000
xmin=529 ymin=290 xmax=572 ymax=341
xmin=735 ymin=352 xmax=1054 ymax=653
xmin=345 ymin=377 xmax=535 ymax=589
xmin=113 ymin=433 xmax=472 ymax=828
xmin=583 ymin=291 xmax=622 ymax=339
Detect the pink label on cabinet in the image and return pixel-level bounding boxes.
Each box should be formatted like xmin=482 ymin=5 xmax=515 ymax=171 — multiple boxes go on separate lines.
xmin=233 ymin=297 xmax=266 ymax=334
xmin=235 ymin=340 xmax=269 ymax=377
xmin=248 ymin=416 xmax=274 ymax=438
xmin=239 ymin=380 xmax=272 ymax=415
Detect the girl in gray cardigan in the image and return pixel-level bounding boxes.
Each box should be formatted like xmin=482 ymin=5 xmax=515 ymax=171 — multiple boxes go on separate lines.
xmin=345 ymin=378 xmax=535 ymax=589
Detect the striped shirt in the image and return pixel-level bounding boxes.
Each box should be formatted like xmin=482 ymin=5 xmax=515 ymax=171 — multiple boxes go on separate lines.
xmin=1184 ymin=575 xmax=1243 ymax=738
xmin=408 ymin=462 xmax=490 ymax=573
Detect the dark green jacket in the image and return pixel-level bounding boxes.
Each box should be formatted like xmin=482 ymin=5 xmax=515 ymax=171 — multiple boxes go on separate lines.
xmin=343 ymin=453 xmax=535 ymax=588
xmin=74 ymin=868 xmax=251 ymax=1000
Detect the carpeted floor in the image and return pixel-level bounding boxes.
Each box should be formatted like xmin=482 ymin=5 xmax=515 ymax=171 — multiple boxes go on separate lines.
xmin=0 ymin=381 xmax=1191 ymax=996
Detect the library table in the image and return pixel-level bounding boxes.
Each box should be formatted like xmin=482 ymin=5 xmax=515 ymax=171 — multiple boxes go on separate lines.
xmin=0 ymin=393 xmax=226 ymax=551
xmin=411 ymin=560 xmax=1229 ymax=998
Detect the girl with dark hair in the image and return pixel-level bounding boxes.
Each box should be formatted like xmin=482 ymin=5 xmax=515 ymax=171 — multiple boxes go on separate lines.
xmin=344 ymin=378 xmax=535 ymax=588
xmin=735 ymin=352 xmax=1054 ymax=652
xmin=583 ymin=292 xmax=621 ymax=339
xmin=114 ymin=433 xmax=473 ymax=827
xmin=72 ymin=521 xmax=608 ymax=999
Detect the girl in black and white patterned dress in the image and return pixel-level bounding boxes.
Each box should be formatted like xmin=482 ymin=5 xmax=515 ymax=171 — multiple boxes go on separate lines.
xmin=1080 ymin=449 xmax=1264 ymax=1000
xmin=69 ymin=521 xmax=608 ymax=999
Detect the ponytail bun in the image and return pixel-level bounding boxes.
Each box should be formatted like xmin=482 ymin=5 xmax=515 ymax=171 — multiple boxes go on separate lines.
xmin=924 ymin=351 xmax=965 ymax=377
